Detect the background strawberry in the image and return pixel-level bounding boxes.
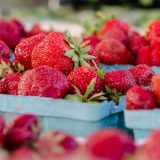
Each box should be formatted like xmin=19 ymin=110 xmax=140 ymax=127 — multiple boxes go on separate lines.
xmin=15 ymin=34 xmax=46 ymax=70
xmin=126 ymin=86 xmax=156 ymax=110
xmin=104 ymin=70 xmax=136 ymax=94
xmin=0 ymin=40 xmax=12 ymax=59
xmin=18 ymin=65 xmax=71 ymax=99
xmin=96 ymin=39 xmax=132 ymax=65
xmin=128 ymin=64 xmax=154 ymax=86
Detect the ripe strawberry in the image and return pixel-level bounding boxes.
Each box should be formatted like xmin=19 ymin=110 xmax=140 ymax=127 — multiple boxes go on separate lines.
xmin=85 ymin=129 xmax=136 ymax=160
xmin=10 ymin=19 xmax=25 ymax=37
xmin=129 ymin=31 xmax=147 ymax=56
xmin=104 ymin=70 xmax=136 ymax=94
xmin=4 ymin=73 xmax=21 ymax=95
xmin=0 ymin=19 xmax=21 ymax=49
xmin=140 ymin=130 xmax=160 ymax=160
xmin=136 ymin=46 xmax=151 ymax=66
xmin=83 ymin=35 xmax=100 ymax=49
xmin=96 ymin=39 xmax=132 ymax=65
xmin=128 ymin=64 xmax=154 ymax=86
xmin=101 ymin=18 xmax=130 ymax=36
xmin=37 ymin=131 xmax=79 ymax=157
xmin=151 ymin=74 xmax=160 ymax=103
xmin=126 ymin=86 xmax=156 ymax=110
xmin=102 ymin=27 xmax=129 ymax=45
xmin=32 ymin=32 xmax=95 ymax=75
xmin=0 ymin=80 xmax=6 ymax=94
xmin=26 ymin=23 xmax=50 ymax=37
xmin=147 ymin=20 xmax=160 ymax=42
xmin=0 ymin=40 xmax=12 ymax=58
xmin=18 ymin=65 xmax=71 ymax=99
xmin=68 ymin=67 xmax=103 ymax=96
xmin=10 ymin=147 xmax=40 ymax=160
xmin=15 ymin=34 xmax=46 ymax=70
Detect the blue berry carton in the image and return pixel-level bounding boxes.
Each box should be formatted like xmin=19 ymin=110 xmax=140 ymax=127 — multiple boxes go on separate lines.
xmin=0 ymin=94 xmax=124 ymax=137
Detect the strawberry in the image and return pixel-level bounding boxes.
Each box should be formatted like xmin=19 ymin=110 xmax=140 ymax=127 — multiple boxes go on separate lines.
xmin=26 ymin=23 xmax=50 ymax=37
xmin=10 ymin=147 xmax=40 ymax=160
xmin=101 ymin=18 xmax=130 ymax=36
xmin=18 ymin=65 xmax=71 ymax=99
xmin=136 ymin=46 xmax=151 ymax=66
xmin=0 ymin=19 xmax=21 ymax=49
xmin=129 ymin=31 xmax=147 ymax=56
xmin=37 ymin=131 xmax=78 ymax=158
xmin=83 ymin=35 xmax=100 ymax=49
xmin=104 ymin=70 xmax=136 ymax=94
xmin=96 ymin=39 xmax=132 ymax=65
xmin=32 ymin=32 xmax=95 ymax=75
xmin=147 ymin=20 xmax=160 ymax=42
xmin=126 ymin=86 xmax=156 ymax=110
xmin=0 ymin=40 xmax=12 ymax=58
xmin=151 ymin=74 xmax=160 ymax=103
xmin=139 ymin=130 xmax=160 ymax=160
xmin=0 ymin=80 xmax=6 ymax=94
xmin=68 ymin=67 xmax=103 ymax=97
xmin=4 ymin=73 xmax=21 ymax=95
xmin=10 ymin=19 xmax=25 ymax=37
xmin=15 ymin=34 xmax=46 ymax=70
xmin=128 ymin=64 xmax=154 ymax=86
xmin=85 ymin=129 xmax=136 ymax=160
xmin=102 ymin=27 xmax=129 ymax=45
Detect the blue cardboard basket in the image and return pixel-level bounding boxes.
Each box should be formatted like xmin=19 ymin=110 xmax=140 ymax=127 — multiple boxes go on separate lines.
xmin=0 ymin=94 xmax=124 ymax=137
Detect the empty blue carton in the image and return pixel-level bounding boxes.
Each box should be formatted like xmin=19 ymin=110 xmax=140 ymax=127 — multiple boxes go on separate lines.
xmin=0 ymin=94 xmax=124 ymax=137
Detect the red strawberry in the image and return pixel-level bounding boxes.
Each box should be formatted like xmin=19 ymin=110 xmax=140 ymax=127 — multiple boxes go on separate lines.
xmin=96 ymin=39 xmax=132 ymax=65
xmin=18 ymin=65 xmax=71 ymax=99
xmin=85 ymin=129 xmax=136 ymax=160
xmin=83 ymin=35 xmax=100 ymax=49
xmin=129 ymin=31 xmax=147 ymax=56
xmin=15 ymin=34 xmax=46 ymax=70
xmin=102 ymin=27 xmax=129 ymax=45
xmin=126 ymin=86 xmax=156 ymax=110
xmin=68 ymin=67 xmax=103 ymax=96
xmin=0 ymin=40 xmax=12 ymax=58
xmin=0 ymin=80 xmax=6 ymax=94
xmin=4 ymin=73 xmax=21 ymax=95
xmin=128 ymin=64 xmax=154 ymax=86
xmin=147 ymin=20 xmax=160 ymax=42
xmin=136 ymin=46 xmax=151 ymax=66
xmin=10 ymin=19 xmax=25 ymax=37
xmin=32 ymin=32 xmax=95 ymax=75
xmin=0 ymin=19 xmax=21 ymax=49
xmin=10 ymin=147 xmax=40 ymax=160
xmin=151 ymin=74 xmax=160 ymax=103
xmin=104 ymin=70 xmax=136 ymax=94
xmin=139 ymin=130 xmax=160 ymax=160
xmin=37 ymin=131 xmax=79 ymax=158
xmin=26 ymin=23 xmax=50 ymax=37
xmin=101 ymin=18 xmax=130 ymax=36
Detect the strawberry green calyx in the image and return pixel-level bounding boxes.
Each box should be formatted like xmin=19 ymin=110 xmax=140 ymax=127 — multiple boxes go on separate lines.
xmin=64 ymin=32 xmax=96 ymax=69
xmin=0 ymin=60 xmax=13 ymax=78
xmin=65 ymin=78 xmax=106 ymax=102
xmin=12 ymin=61 xmax=24 ymax=73
xmin=105 ymin=86 xmax=123 ymax=104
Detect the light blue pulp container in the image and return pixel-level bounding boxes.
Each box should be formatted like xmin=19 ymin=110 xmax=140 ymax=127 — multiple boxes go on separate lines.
xmin=0 ymin=94 xmax=124 ymax=137
xmin=120 ymin=96 xmax=158 ymax=140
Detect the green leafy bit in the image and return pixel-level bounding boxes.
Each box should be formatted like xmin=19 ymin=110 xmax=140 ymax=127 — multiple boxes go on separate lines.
xmin=97 ymin=68 xmax=106 ymax=78
xmin=64 ymin=32 xmax=96 ymax=68
xmin=0 ymin=60 xmax=13 ymax=78
xmin=105 ymin=86 xmax=123 ymax=104
xmin=65 ymin=78 xmax=107 ymax=103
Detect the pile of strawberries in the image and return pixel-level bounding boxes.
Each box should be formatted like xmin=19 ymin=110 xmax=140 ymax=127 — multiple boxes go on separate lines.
xmin=0 ymin=17 xmax=159 ymax=103
xmin=0 ymin=113 xmax=160 ymax=160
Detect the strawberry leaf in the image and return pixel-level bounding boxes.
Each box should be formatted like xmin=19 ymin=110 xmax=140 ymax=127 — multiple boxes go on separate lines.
xmin=88 ymin=92 xmax=107 ymax=101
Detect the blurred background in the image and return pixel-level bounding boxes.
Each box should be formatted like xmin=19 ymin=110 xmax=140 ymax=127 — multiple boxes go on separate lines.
xmin=0 ymin=0 xmax=160 ymax=35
